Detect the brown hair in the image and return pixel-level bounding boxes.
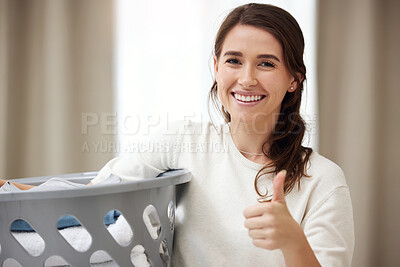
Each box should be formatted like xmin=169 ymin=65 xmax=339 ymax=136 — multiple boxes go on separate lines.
xmin=208 ymin=3 xmax=312 ymax=197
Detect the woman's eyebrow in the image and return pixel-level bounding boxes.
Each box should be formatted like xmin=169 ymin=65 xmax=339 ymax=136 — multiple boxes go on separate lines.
xmin=223 ymin=51 xmax=242 ymax=57
xmin=257 ymin=54 xmax=280 ymax=62
xmin=223 ymin=51 xmax=280 ymax=62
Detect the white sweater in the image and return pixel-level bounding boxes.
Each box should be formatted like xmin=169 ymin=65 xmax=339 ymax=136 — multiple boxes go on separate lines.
xmin=91 ymin=121 xmax=355 ymax=267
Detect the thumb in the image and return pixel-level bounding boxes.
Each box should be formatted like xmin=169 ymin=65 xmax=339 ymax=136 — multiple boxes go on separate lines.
xmin=272 ymin=170 xmax=287 ymax=203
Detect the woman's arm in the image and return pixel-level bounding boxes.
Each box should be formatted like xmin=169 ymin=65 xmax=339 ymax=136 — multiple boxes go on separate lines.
xmin=244 ymin=170 xmax=354 ymax=267
xmin=90 ymin=122 xmax=184 ymax=185
xmin=280 ymin=232 xmax=321 ymax=267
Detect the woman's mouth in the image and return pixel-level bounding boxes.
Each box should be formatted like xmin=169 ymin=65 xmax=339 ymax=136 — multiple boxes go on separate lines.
xmin=231 ymin=92 xmax=266 ymax=104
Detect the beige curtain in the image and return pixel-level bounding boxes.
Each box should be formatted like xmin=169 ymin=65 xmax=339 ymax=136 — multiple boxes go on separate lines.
xmin=318 ymin=0 xmax=400 ymax=266
xmin=0 ymin=0 xmax=115 ymax=179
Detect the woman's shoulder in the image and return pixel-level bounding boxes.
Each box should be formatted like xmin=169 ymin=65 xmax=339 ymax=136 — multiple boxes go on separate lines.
xmin=156 ymin=120 xmax=222 ymax=133
xmin=306 ymin=151 xmax=347 ymax=188
xmin=143 ymin=120 xmax=227 ymax=151
xmin=165 ymin=120 xmax=227 ymax=138
xmin=293 ymin=151 xmax=351 ymax=222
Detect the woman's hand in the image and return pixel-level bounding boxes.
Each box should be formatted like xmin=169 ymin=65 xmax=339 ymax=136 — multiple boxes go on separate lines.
xmin=243 ymin=170 xmax=303 ymax=252
xmin=243 ymin=171 xmax=321 ymax=266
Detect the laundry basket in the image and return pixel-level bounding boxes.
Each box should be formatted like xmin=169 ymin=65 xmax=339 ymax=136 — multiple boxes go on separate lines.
xmin=0 ymin=169 xmax=191 ymax=267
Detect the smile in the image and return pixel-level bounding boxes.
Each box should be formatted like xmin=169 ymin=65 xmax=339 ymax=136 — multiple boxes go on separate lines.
xmin=232 ymin=92 xmax=266 ymax=103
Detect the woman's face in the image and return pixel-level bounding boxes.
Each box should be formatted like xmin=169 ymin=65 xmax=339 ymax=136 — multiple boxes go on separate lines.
xmin=214 ymin=24 xmax=297 ymax=131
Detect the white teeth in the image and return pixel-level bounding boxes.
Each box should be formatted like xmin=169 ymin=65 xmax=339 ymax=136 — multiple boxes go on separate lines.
xmin=234 ymin=93 xmax=263 ymax=102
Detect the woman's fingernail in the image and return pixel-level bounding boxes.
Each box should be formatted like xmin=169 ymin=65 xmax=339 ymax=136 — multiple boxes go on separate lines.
xmin=280 ymin=169 xmax=287 ymax=176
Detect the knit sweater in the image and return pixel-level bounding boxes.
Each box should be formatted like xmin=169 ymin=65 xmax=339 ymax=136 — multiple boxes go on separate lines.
xmin=91 ymin=121 xmax=355 ymax=267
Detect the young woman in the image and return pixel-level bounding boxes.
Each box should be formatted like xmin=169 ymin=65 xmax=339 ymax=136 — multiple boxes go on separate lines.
xmin=90 ymin=3 xmax=354 ymax=266
xmin=1 ymin=3 xmax=354 ymax=266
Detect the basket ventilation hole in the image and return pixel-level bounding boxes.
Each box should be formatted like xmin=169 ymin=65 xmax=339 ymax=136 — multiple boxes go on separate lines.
xmin=167 ymin=201 xmax=175 ymax=233
xmin=10 ymin=219 xmax=45 ymax=257
xmin=2 ymin=258 xmax=22 ymax=267
xmin=44 ymin=255 xmax=71 ymax=267
xmin=90 ymin=250 xmax=119 ymax=267
xmin=159 ymin=239 xmax=170 ymax=266
xmin=104 ymin=209 xmax=133 ymax=246
xmin=143 ymin=205 xmax=161 ymax=240
xmin=131 ymin=245 xmax=152 ymax=267
xmin=57 ymin=214 xmax=92 ymax=252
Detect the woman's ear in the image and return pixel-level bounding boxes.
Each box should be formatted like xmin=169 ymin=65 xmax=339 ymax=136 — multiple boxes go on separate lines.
xmin=288 ymin=73 xmax=304 ymax=92
xmin=288 ymin=81 xmax=298 ymax=92
xmin=213 ymin=56 xmax=218 ymax=74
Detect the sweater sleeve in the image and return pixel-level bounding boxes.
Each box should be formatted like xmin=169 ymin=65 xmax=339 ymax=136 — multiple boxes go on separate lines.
xmin=90 ymin=121 xmax=185 ymax=184
xmin=301 ymin=186 xmax=355 ymax=267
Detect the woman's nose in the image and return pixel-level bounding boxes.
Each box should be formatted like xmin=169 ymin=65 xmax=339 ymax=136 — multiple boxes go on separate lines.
xmin=238 ymin=66 xmax=257 ymax=87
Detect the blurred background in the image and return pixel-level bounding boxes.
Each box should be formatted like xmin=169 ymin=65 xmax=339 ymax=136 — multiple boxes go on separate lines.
xmin=0 ymin=0 xmax=399 ymax=266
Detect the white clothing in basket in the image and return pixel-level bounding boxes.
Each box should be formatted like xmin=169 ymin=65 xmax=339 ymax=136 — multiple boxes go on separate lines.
xmin=91 ymin=121 xmax=355 ymax=267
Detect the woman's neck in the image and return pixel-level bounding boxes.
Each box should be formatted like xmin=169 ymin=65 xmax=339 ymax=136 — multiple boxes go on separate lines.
xmin=229 ymin=120 xmax=273 ymax=164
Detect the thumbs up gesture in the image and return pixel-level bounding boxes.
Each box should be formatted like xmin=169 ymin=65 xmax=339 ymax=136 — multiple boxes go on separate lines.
xmin=243 ymin=170 xmax=304 ymax=252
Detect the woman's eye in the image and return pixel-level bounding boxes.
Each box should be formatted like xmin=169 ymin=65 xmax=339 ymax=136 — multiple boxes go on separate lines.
xmin=260 ymin=61 xmax=276 ymax=68
xmin=225 ymin=58 xmax=241 ymax=65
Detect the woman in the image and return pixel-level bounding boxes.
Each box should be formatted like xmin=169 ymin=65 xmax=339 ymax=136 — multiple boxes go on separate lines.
xmin=1 ymin=3 xmax=354 ymax=266
xmin=92 ymin=3 xmax=354 ymax=266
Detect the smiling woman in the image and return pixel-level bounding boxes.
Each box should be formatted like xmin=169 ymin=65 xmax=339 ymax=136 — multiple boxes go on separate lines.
xmin=100 ymin=3 xmax=354 ymax=266
xmin=210 ymin=6 xmax=312 ymax=192
xmin=214 ymin=25 xmax=296 ymax=132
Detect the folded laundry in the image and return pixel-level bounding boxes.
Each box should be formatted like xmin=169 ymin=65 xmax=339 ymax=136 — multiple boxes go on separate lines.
xmin=0 ymin=180 xmax=20 ymax=192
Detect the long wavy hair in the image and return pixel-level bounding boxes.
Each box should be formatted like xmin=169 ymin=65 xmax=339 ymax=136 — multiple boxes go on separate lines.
xmin=208 ymin=3 xmax=313 ymax=198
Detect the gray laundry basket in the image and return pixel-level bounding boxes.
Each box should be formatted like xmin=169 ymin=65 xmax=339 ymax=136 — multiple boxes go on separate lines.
xmin=0 ymin=169 xmax=191 ymax=267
